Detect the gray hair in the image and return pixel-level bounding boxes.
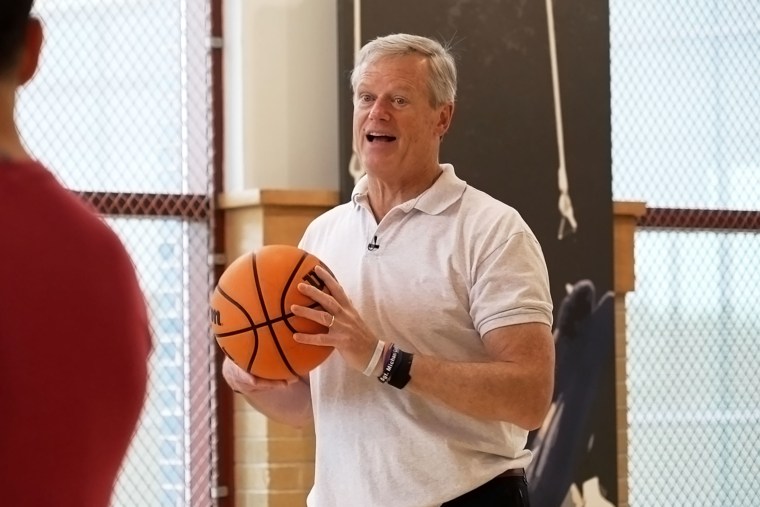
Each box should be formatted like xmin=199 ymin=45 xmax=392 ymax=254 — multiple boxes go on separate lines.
xmin=350 ymin=33 xmax=457 ymax=107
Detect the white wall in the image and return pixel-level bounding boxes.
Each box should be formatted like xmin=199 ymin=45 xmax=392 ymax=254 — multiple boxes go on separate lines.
xmin=223 ymin=0 xmax=341 ymax=192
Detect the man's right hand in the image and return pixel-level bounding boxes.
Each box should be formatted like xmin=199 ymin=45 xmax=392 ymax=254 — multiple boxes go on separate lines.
xmin=222 ymin=356 xmax=300 ymax=393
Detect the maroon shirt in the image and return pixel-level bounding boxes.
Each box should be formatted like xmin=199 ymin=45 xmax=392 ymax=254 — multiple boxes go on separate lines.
xmin=0 ymin=159 xmax=151 ymax=506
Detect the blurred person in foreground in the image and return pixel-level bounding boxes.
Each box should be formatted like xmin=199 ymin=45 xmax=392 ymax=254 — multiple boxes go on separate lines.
xmin=223 ymin=33 xmax=554 ymax=506
xmin=0 ymin=2 xmax=152 ymax=505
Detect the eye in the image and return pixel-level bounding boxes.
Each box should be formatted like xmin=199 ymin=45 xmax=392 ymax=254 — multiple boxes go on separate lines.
xmin=393 ymin=97 xmax=407 ymax=106
xmin=357 ymin=93 xmax=374 ymax=104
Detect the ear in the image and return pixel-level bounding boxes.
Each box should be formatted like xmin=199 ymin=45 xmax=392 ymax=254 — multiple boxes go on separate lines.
xmin=18 ymin=18 xmax=44 ymax=85
xmin=435 ymin=102 xmax=455 ymax=138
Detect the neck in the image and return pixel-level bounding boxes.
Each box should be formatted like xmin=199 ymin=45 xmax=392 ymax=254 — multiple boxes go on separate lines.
xmin=366 ymin=163 xmax=443 ymax=221
xmin=0 ymin=82 xmax=30 ymax=162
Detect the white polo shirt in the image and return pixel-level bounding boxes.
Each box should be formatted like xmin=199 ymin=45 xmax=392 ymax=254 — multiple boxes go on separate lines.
xmin=299 ymin=164 xmax=553 ymax=507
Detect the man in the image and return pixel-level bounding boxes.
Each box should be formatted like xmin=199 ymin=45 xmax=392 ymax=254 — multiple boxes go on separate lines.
xmin=223 ymin=33 xmax=554 ymax=506
xmin=0 ymin=3 xmax=152 ymax=505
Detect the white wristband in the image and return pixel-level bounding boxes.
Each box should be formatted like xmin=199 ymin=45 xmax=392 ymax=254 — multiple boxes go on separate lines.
xmin=362 ymin=340 xmax=385 ymax=376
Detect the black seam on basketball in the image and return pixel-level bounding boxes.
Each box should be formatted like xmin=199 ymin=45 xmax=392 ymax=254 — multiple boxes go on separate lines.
xmin=282 ymin=301 xmax=323 ymax=334
xmin=281 ymin=252 xmax=308 ymax=313
xmin=249 ymin=252 xmax=275 ymax=373
xmin=265 ymin=252 xmax=310 ymax=376
xmin=214 ymin=312 xmax=296 ymax=337
xmin=283 ymin=254 xmax=328 ymax=334
xmin=280 ymin=253 xmax=311 ymax=336
xmin=217 ymin=286 xmax=259 ymax=370
xmin=253 ymin=251 xmax=299 ymax=378
xmin=214 ymin=302 xmax=321 ymax=340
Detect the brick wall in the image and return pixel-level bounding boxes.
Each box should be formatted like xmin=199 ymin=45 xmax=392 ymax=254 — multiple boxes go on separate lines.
xmin=219 ymin=189 xmax=338 ymax=506
xmin=233 ymin=404 xmax=316 ymax=506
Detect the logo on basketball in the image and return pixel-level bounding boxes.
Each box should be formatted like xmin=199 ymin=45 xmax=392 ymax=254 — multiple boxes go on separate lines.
xmin=209 ymin=307 xmax=223 ymax=326
xmin=302 ymin=269 xmax=325 ymax=290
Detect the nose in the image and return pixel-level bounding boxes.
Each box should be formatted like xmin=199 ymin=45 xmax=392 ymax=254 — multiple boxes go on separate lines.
xmin=368 ymin=98 xmax=390 ymax=121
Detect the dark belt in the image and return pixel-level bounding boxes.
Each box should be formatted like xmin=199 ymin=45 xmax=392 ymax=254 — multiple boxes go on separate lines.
xmin=496 ymin=468 xmax=526 ymax=478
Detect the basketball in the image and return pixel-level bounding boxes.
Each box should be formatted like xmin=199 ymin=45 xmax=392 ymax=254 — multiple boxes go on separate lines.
xmin=210 ymin=244 xmax=334 ymax=381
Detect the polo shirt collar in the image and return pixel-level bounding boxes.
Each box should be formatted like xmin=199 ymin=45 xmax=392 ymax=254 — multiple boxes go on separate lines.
xmin=351 ymin=164 xmax=466 ymax=216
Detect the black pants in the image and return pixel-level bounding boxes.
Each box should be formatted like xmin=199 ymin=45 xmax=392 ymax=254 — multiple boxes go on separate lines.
xmin=441 ymin=475 xmax=530 ymax=507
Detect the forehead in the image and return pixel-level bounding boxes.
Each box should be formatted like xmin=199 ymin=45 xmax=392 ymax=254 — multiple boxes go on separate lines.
xmin=355 ymin=54 xmax=431 ymax=92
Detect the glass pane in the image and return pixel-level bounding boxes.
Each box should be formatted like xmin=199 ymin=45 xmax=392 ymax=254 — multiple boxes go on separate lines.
xmin=611 ymin=1 xmax=760 ymax=210
xmin=626 ymin=230 xmax=760 ymax=506
xmin=107 ymin=217 xmax=212 ymax=507
xmin=17 ymin=0 xmax=210 ymax=195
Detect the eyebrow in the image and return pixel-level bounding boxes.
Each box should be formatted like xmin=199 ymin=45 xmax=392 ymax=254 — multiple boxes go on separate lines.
xmin=356 ymin=84 xmax=416 ymax=97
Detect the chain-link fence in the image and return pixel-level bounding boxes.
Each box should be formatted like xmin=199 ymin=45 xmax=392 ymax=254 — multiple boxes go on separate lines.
xmin=18 ymin=1 xmax=219 ymax=505
xmin=611 ymin=1 xmax=760 ymax=505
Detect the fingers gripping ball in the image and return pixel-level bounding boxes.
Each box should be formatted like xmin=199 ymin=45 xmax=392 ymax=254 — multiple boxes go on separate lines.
xmin=210 ymin=245 xmax=334 ymax=381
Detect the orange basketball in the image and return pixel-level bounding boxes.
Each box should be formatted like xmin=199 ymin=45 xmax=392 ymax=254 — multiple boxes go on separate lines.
xmin=210 ymin=245 xmax=334 ymax=381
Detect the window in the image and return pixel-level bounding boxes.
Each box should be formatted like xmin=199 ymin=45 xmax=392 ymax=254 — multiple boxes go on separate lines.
xmin=611 ymin=1 xmax=760 ymax=504
xmin=18 ymin=1 xmax=222 ymax=505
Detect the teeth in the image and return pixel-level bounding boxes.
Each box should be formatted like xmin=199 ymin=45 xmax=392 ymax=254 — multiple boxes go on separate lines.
xmin=366 ymin=132 xmax=396 ymax=142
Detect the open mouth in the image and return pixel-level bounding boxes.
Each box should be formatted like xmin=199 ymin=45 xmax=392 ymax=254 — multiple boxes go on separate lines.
xmin=366 ymin=134 xmax=397 ymax=143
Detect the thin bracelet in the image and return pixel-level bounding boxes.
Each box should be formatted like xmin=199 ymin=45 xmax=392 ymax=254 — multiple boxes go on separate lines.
xmin=362 ymin=339 xmax=385 ymax=376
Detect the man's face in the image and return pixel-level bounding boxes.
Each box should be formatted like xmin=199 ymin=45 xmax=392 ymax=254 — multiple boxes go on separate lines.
xmin=352 ymin=54 xmax=452 ymax=179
